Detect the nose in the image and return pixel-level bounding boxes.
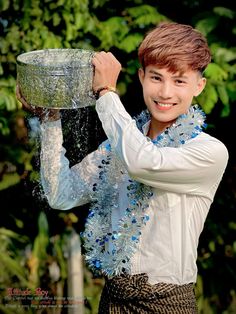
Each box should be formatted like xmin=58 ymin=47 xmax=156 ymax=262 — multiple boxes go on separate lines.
xmin=158 ymin=82 xmax=173 ymax=99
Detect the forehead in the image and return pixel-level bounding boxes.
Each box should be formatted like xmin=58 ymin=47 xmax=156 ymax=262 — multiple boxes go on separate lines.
xmin=145 ymin=65 xmax=200 ymax=78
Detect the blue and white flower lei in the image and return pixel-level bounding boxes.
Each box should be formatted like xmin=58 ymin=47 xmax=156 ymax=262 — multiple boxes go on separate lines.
xmin=82 ymin=105 xmax=206 ymax=277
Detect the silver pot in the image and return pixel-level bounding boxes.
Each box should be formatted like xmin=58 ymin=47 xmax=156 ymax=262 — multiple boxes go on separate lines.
xmin=16 ymin=49 xmax=96 ymax=109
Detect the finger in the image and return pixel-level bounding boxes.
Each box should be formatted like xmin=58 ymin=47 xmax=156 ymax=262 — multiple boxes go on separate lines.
xmin=16 ymin=85 xmax=35 ymax=113
xmin=16 ymin=84 xmax=22 ymax=100
xmin=92 ymin=51 xmax=106 ymax=65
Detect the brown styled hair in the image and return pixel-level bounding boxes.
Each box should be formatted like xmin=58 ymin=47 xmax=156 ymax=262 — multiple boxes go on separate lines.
xmin=138 ymin=22 xmax=211 ymax=74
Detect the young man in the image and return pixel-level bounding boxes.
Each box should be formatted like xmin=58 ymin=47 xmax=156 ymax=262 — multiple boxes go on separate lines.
xmin=17 ymin=22 xmax=228 ymax=313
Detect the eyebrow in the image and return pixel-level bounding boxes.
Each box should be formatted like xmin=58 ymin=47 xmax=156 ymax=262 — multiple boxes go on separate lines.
xmin=148 ymin=69 xmax=189 ymax=79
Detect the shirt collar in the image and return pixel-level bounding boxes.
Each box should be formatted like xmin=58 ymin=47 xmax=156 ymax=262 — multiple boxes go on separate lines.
xmin=142 ymin=120 xmax=151 ymax=136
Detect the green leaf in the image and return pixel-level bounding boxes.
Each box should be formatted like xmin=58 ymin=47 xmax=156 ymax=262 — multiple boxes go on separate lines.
xmin=118 ymin=33 xmax=143 ymax=53
xmin=0 ymin=0 xmax=10 ymax=11
xmin=214 ymin=47 xmax=236 ymax=63
xmin=204 ymin=63 xmax=228 ymax=82
xmin=103 ymin=17 xmax=129 ymax=36
xmin=6 ymin=94 xmax=17 ymax=111
xmin=209 ymin=241 xmax=215 ymax=252
xmin=96 ymin=17 xmax=130 ymax=49
xmin=54 ymin=237 xmax=67 ymax=279
xmin=126 ymin=5 xmax=168 ymax=27
xmin=233 ymin=241 xmax=236 ymax=253
xmin=217 ymin=85 xmax=229 ymax=105
xmin=221 ymin=103 xmax=230 ymax=117
xmin=229 ymin=222 xmax=236 ymax=231
xmin=0 ymin=63 xmax=3 ymax=75
xmin=0 ymin=253 xmax=29 ymax=286
xmin=195 ymin=16 xmax=219 ymax=36
xmin=0 ymin=227 xmax=28 ymax=242
xmin=0 ymin=116 xmax=9 ymax=132
xmin=227 ymin=81 xmax=236 ymax=101
xmin=0 ymin=304 xmax=17 ymax=314
xmin=213 ymin=7 xmax=235 ymax=19
xmin=38 ymin=211 xmax=49 ymax=234
xmin=43 ymin=32 xmax=62 ymax=49
xmin=0 ymin=173 xmax=20 ymax=190
xmin=197 ymin=83 xmax=218 ymax=114
xmin=126 ymin=59 xmax=140 ymax=75
xmin=74 ymin=12 xmax=86 ymax=30
xmin=196 ymin=275 xmax=203 ymax=295
xmin=53 ymin=12 xmax=61 ymax=26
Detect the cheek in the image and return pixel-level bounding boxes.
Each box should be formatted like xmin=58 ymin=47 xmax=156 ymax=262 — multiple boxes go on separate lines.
xmin=190 ymin=83 xmax=201 ymax=97
xmin=180 ymin=87 xmax=195 ymax=100
xmin=142 ymin=81 xmax=155 ymax=95
xmin=141 ymin=83 xmax=149 ymax=97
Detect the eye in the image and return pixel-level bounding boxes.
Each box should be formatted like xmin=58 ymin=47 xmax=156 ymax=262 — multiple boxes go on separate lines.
xmin=175 ymin=79 xmax=186 ymax=85
xmin=150 ymin=75 xmax=161 ymax=81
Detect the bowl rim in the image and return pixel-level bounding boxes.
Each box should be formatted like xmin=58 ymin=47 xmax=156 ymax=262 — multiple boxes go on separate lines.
xmin=16 ymin=48 xmax=94 ymax=68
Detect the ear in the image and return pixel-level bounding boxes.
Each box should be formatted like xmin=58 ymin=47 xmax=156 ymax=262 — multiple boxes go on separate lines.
xmin=194 ymin=77 xmax=206 ymax=97
xmin=138 ymin=68 xmax=145 ymax=85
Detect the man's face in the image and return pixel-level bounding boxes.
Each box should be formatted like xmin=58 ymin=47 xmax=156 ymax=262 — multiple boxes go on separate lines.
xmin=138 ymin=65 xmax=206 ymax=133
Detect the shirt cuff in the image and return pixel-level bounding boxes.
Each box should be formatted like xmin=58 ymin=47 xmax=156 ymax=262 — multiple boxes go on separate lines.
xmin=96 ymin=92 xmax=132 ymax=131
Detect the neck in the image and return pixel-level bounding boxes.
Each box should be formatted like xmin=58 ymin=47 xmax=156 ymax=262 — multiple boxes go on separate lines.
xmin=148 ymin=118 xmax=175 ymax=139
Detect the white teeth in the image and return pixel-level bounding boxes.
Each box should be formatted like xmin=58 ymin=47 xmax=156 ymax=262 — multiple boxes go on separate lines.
xmin=157 ymin=103 xmax=173 ymax=107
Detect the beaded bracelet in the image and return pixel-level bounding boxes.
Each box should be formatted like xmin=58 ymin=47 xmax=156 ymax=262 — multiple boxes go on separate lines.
xmin=94 ymin=86 xmax=118 ymax=100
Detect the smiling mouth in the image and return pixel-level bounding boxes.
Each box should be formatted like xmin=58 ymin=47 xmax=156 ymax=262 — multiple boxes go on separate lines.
xmin=153 ymin=101 xmax=176 ymax=108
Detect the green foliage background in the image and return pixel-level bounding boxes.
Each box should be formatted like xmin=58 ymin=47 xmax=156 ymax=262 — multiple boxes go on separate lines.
xmin=0 ymin=0 xmax=236 ymax=313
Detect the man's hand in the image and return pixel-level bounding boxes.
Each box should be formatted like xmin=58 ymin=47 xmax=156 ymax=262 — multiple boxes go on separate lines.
xmin=92 ymin=52 xmax=122 ymax=97
xmin=16 ymin=85 xmax=61 ymax=122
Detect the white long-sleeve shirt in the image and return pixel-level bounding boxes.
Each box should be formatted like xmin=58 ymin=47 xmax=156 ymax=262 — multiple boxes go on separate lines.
xmin=40 ymin=92 xmax=228 ymax=285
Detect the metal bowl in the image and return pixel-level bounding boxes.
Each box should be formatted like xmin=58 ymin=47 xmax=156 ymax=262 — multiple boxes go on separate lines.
xmin=16 ymin=49 xmax=96 ymax=109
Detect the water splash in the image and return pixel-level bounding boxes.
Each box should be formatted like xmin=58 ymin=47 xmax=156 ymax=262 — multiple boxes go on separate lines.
xmin=27 ymin=106 xmax=106 ymax=205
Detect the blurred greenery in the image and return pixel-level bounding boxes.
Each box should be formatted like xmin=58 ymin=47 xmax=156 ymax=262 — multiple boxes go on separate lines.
xmin=0 ymin=0 xmax=235 ymax=313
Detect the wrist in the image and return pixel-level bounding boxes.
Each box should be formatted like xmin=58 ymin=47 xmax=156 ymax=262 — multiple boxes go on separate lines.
xmin=94 ymin=85 xmax=118 ymax=100
xmin=40 ymin=111 xmax=61 ymax=123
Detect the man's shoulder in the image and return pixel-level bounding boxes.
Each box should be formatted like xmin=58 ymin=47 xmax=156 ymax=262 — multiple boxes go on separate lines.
xmin=199 ymin=132 xmax=227 ymax=147
xmin=188 ymin=131 xmax=229 ymax=162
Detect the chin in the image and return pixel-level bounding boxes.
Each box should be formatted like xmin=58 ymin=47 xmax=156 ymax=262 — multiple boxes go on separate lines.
xmin=151 ymin=112 xmax=178 ymax=123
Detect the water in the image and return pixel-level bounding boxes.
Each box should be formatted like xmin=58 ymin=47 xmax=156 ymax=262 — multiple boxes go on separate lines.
xmin=18 ymin=49 xmax=101 ymax=205
xmin=29 ymin=106 xmax=106 ymax=204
